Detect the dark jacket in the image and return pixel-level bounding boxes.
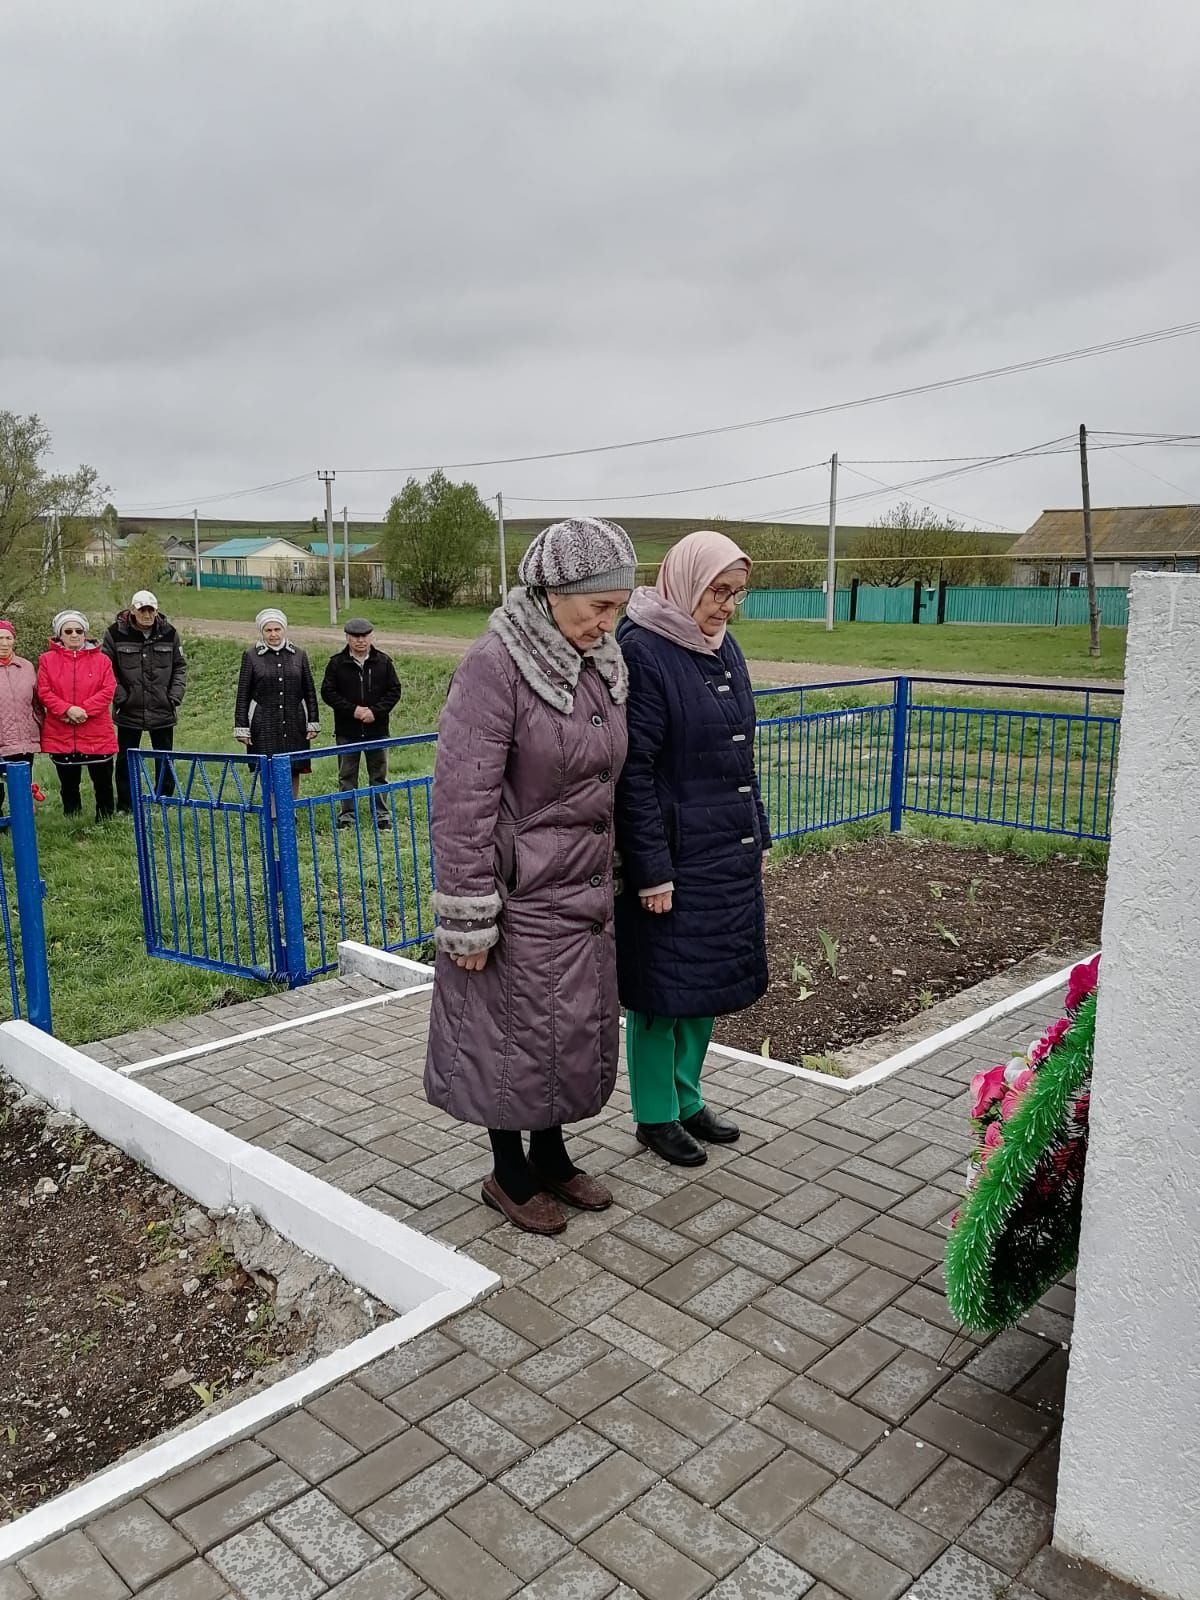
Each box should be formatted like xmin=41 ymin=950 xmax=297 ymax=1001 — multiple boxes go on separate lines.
xmin=234 ymin=644 xmax=319 ymax=757
xmin=320 ymin=646 xmax=402 ymax=742
xmin=101 ymin=611 xmax=187 ymax=729
xmin=614 ymin=619 xmax=770 ymax=1019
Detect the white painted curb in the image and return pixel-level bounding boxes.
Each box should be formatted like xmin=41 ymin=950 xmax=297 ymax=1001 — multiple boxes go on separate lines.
xmin=338 ymin=940 xmax=436 ymax=985
xmin=0 ymin=1021 xmax=499 ymax=1564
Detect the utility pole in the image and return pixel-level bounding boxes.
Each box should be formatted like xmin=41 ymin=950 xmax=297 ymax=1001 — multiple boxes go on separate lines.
xmin=824 ymin=452 xmax=839 ymax=632
xmin=193 ymin=507 xmax=202 ymax=590
xmin=318 ymin=470 xmax=336 ymax=625
xmin=496 ymin=492 xmax=508 ymax=599
xmin=55 ymin=510 xmax=66 ymax=595
xmin=1078 ymin=425 xmax=1101 ymax=657
xmin=342 ymin=506 xmax=350 ymax=607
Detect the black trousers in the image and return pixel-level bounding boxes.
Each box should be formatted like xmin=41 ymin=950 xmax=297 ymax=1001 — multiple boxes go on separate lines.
xmin=116 ymin=725 xmax=176 ymax=811
xmin=53 ymin=755 xmax=115 ymax=819
xmin=0 ymin=753 xmax=36 ymax=817
xmin=337 ymin=745 xmax=388 ymax=815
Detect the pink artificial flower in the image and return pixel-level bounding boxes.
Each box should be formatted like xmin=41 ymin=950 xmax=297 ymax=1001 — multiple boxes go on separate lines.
xmin=1014 ymin=1068 xmax=1035 ymax=1094
xmin=1029 ymin=1017 xmax=1071 ymax=1066
xmin=999 ymin=1090 xmax=1021 ymax=1120
xmin=970 ymin=1064 xmax=1008 ymax=1120
xmin=983 ymin=1122 xmax=1003 ymax=1152
xmin=1065 ymin=954 xmax=1100 ymax=1013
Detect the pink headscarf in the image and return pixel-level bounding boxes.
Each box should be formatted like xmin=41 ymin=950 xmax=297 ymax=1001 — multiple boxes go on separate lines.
xmin=626 ymin=529 xmax=751 ymax=653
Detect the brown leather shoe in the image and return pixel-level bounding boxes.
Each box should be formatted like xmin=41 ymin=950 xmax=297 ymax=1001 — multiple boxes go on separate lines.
xmin=481 ymin=1175 xmax=567 ymax=1235
xmin=532 ymin=1169 xmax=613 ymax=1211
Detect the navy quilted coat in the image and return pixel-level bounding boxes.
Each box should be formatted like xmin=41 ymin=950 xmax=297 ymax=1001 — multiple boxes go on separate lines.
xmin=614 ymin=619 xmax=770 ymax=1018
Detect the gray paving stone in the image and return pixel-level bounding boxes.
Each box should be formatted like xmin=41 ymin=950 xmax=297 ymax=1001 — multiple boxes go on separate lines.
xmin=86 ymin=1499 xmax=194 ymax=1592
xmin=132 ymin=1561 xmax=230 ymax=1600
xmin=907 ymin=1400 xmax=1031 ymax=1479
xmin=448 ymin=1484 xmax=570 ymax=1579
xmin=257 ymin=1410 xmax=360 ymax=1481
xmin=705 ymin=1351 xmax=795 ymax=1417
xmin=307 ymin=1382 xmax=409 ymax=1452
xmin=827 ymin=1266 xmax=910 ymax=1320
xmin=724 ymin=1305 xmax=825 ymax=1373
xmin=175 ymin=1463 xmax=308 ymax=1551
xmin=609 ymin=1289 xmax=709 ymax=1353
xmin=756 ymin=1404 xmax=862 ymax=1475
xmin=707 ymin=1546 xmax=817 ymax=1599
xmin=208 ymin=1523 xmax=324 ymax=1600
xmin=848 ymin=1430 xmax=945 ymax=1507
xmin=357 ymin=1330 xmax=459 ymax=1398
xmin=720 ymin=1449 xmax=835 ymax=1536
xmin=787 ymin=1249 xmax=867 ymax=1302
xmin=807 ymin=1327 xmax=903 ymax=1397
xmin=547 ymin=1350 xmax=651 ymax=1418
xmin=683 ymin=1266 xmax=771 ymax=1324
xmin=582 ymin=1513 xmax=712 ymax=1600
xmin=499 ymin=1423 xmax=614 ymax=1509
xmin=397 ymin=1518 xmax=521 ymax=1600
xmin=324 ymin=1429 xmax=446 ymax=1515
xmin=513 ymin=1330 xmax=610 ymax=1391
xmin=937 ymin=1372 xmax=1057 ymax=1449
xmin=484 ymin=1287 xmax=574 ymax=1347
xmin=541 ymin=1450 xmax=658 ymax=1539
xmin=518 ymin=1550 xmax=619 ymax=1600
xmin=582 ymin=1232 xmax=671 ymax=1286
xmin=773 ymin=1510 xmax=910 ymax=1600
xmin=471 ymin=1373 xmax=574 ymax=1446
xmin=386 ymin=1352 xmax=495 ymax=1421
xmin=0 ymin=1568 xmax=33 ymax=1600
xmin=671 ymin=1418 xmax=783 ymax=1507
xmin=964 ymin=1329 xmax=1055 ymax=1393
xmin=358 ymin=1456 xmax=484 ymax=1543
xmin=959 ymin=1486 xmax=1055 ymax=1575
xmin=323 ymin=1553 xmax=424 ymax=1599
xmin=757 ymin=1286 xmax=859 ymax=1347
xmin=590 ymin=1395 xmax=699 ymax=1474
xmin=630 ymin=1481 xmax=755 ymax=1577
xmin=557 ymin=1271 xmax=635 ymax=1323
xmin=904 ymin=1544 xmax=1014 ymax=1598
xmin=145 ymin=1441 xmax=273 ymax=1519
xmin=663 ymin=1327 xmax=748 ymax=1391
xmin=902 ymin=1457 xmax=1004 ymax=1539
xmin=591 ymin=1311 xmax=675 ymax=1369
xmin=773 ymin=1374 xmax=889 ymax=1452
xmin=856 ymin=1349 xmax=949 ymax=1423
xmin=268 ymin=1488 xmax=383 ymax=1584
xmin=18 ymin=1533 xmax=130 ymax=1600
xmin=422 ymin=1397 xmax=529 ymax=1474
xmin=814 ymin=1480 xmax=947 ymax=1575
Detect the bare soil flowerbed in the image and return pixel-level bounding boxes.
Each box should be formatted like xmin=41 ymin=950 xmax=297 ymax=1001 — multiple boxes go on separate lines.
xmin=0 ymin=1091 xmax=336 ymax=1521
xmin=715 ymin=837 xmax=1106 ymax=1066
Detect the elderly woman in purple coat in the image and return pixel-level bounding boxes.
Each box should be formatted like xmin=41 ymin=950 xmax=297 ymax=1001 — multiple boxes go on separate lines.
xmin=424 ymin=519 xmax=636 ymax=1235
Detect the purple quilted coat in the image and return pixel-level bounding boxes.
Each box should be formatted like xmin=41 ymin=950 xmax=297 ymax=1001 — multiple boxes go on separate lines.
xmin=424 ymin=611 xmax=629 ymax=1130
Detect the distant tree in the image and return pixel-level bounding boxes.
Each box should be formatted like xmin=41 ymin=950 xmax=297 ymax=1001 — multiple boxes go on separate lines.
xmin=849 ymin=503 xmax=1010 ymax=587
xmin=115 ymin=529 xmax=169 ymax=604
xmin=382 ymin=471 xmax=496 ymax=609
xmin=0 ymin=411 xmax=106 ymax=613
xmin=736 ymin=525 xmax=824 ymax=589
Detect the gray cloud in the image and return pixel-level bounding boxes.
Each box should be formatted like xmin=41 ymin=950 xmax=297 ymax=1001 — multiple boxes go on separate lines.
xmin=2 ymin=0 xmax=1198 ymax=530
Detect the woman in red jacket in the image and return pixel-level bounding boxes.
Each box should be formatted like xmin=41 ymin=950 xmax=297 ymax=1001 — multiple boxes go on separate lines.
xmin=37 ymin=610 xmax=119 ymax=820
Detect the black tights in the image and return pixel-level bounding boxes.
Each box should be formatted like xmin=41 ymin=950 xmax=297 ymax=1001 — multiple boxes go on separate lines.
xmin=488 ymin=1126 xmax=578 ymax=1204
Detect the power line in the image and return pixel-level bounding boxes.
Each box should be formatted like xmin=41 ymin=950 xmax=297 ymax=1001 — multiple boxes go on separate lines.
xmin=501 ymin=459 xmax=829 ymax=506
xmin=336 ymin=318 xmax=1200 ymax=476
xmin=120 ymin=473 xmax=314 ymax=514
xmin=1106 ymin=447 xmax=1198 ymax=501
xmin=837 ymin=465 xmax=1018 ymax=532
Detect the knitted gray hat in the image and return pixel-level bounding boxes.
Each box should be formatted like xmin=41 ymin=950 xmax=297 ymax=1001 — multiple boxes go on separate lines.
xmin=518 ymin=518 xmax=636 ymax=594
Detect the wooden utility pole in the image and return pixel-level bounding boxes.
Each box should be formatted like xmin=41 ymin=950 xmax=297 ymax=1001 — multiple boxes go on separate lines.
xmin=1078 ymin=425 xmax=1101 ymax=657
xmin=824 ymin=452 xmax=838 ymax=632
xmin=318 ymin=470 xmax=336 ymax=624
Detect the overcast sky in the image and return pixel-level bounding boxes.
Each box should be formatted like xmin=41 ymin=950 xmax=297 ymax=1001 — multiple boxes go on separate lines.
xmin=3 ymin=0 xmax=1198 ymax=533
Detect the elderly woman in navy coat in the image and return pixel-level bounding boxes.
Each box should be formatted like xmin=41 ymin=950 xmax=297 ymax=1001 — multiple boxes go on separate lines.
xmin=614 ymin=530 xmax=770 ymax=1166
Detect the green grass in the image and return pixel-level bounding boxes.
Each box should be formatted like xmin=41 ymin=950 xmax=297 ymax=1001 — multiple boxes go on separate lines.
xmin=729 ymin=620 xmax=1126 ymax=680
xmin=3 ymin=637 xmax=459 ymax=1045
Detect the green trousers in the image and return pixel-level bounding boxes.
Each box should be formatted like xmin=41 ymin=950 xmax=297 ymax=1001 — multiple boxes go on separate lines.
xmin=626 ymin=1012 xmax=716 ymax=1125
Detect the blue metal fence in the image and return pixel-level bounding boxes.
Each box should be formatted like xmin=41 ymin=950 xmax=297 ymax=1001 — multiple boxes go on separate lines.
xmin=0 ymin=761 xmax=52 ymax=1031
xmin=131 ymin=676 xmax=1122 ymax=988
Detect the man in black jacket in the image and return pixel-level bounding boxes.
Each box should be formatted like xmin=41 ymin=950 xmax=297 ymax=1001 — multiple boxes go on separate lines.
xmin=320 ymin=618 xmax=402 ymax=830
xmin=102 ymin=590 xmax=187 ymax=812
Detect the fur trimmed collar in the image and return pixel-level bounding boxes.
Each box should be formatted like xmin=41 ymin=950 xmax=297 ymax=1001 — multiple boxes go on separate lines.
xmin=255 ymin=640 xmax=295 ymax=655
xmin=489 ymin=587 xmax=628 ymax=715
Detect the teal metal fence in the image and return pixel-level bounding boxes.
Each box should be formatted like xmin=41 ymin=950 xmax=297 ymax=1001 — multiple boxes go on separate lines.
xmin=741 ymin=584 xmax=1131 ymax=626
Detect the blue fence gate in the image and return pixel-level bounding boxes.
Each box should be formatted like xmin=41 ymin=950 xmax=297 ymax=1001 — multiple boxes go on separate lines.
xmin=0 ymin=761 xmax=52 ymax=1031
xmin=131 ymin=677 xmax=1122 ymax=990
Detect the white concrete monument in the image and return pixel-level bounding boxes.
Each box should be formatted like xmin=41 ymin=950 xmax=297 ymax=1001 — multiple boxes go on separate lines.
xmin=1056 ymin=573 xmax=1200 ymax=1600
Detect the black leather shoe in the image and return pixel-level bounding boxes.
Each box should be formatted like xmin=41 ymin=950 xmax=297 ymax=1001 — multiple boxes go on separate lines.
xmin=682 ymin=1105 xmax=741 ymax=1144
xmin=636 ymin=1121 xmax=707 ymax=1166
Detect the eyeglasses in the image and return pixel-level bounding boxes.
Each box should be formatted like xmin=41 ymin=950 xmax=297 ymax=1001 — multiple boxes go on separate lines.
xmin=707 ymin=584 xmax=748 ymax=609
xmin=60 ymin=627 xmax=85 ymax=636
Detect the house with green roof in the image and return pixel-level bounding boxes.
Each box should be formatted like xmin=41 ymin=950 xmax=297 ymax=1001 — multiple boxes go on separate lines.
xmin=199 ymin=536 xmax=311 ymax=583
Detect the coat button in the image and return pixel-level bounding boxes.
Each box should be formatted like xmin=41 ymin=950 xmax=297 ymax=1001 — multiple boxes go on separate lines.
xmin=590 ymin=874 xmax=603 ymax=887
xmin=590 ymin=921 xmax=603 ymax=934
xmin=599 ymin=769 xmax=611 ymax=782
xmin=591 ymin=714 xmax=604 ymax=726
xmin=591 ymin=820 xmax=605 ymax=834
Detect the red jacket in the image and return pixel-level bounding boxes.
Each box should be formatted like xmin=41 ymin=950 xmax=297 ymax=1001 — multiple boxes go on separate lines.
xmin=36 ymin=642 xmax=119 ymax=757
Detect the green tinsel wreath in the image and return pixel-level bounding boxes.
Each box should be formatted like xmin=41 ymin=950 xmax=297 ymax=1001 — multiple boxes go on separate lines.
xmin=944 ymin=992 xmax=1096 ymax=1334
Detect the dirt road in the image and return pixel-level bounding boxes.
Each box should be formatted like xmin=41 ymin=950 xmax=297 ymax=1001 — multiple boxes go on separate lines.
xmin=179 ymin=616 xmax=1125 ymax=694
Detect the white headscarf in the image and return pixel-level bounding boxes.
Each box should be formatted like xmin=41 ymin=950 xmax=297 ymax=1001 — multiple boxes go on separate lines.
xmin=255 ymin=607 xmax=288 ymax=649
xmin=52 ymin=609 xmax=89 ymax=640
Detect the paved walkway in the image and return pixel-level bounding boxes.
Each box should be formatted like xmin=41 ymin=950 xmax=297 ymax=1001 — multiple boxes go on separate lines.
xmin=178 ymin=617 xmax=1126 ymax=696
xmin=2 ymin=981 xmax=1146 ymax=1600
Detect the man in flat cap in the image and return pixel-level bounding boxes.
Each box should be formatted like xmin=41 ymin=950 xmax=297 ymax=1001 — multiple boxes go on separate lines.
xmin=320 ymin=619 xmax=402 ymax=830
